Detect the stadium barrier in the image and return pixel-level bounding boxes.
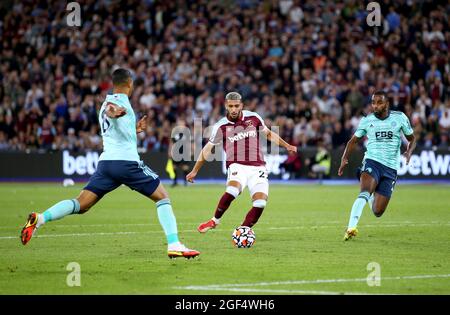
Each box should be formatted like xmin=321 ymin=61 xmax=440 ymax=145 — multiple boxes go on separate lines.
xmin=0 ymin=148 xmax=449 ymax=181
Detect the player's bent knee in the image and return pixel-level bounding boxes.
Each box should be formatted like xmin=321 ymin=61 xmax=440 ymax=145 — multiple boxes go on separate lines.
xmin=78 ymin=207 xmax=90 ymax=214
xmin=373 ymin=211 xmax=383 ymax=217
xmin=373 ymin=208 xmax=385 ymax=217
xmin=77 ymin=201 xmax=91 ymax=214
xmin=150 ymin=183 xmax=169 ymax=201
xmin=253 ymin=199 xmax=267 ymax=209
xmin=160 ymin=191 xmax=169 ymax=199
xmin=226 ymin=186 xmax=240 ymax=198
xmin=156 ymin=198 xmax=171 ymax=207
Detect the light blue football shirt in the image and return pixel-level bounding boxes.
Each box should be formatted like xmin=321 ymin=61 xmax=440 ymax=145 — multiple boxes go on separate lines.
xmin=98 ymin=93 xmax=139 ymax=161
xmin=354 ymin=111 xmax=414 ymax=170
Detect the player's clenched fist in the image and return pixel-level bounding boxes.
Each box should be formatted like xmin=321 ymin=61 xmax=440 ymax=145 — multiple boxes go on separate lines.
xmin=286 ymin=145 xmax=297 ymax=154
xmin=186 ymin=171 xmax=197 ymax=183
xmin=338 ymin=158 xmax=348 ymax=176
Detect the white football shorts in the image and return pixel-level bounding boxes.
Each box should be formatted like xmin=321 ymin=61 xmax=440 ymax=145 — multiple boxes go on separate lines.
xmin=226 ymin=163 xmax=269 ymax=197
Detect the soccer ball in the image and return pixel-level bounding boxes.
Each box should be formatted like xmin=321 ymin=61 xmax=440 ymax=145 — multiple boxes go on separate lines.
xmin=231 ymin=226 xmax=256 ymax=248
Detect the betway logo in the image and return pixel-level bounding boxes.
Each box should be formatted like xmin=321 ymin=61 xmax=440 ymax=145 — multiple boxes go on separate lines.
xmin=63 ymin=151 xmax=99 ymax=175
xmin=398 ymin=151 xmax=450 ymax=176
xmin=228 ymin=130 xmax=257 ymax=143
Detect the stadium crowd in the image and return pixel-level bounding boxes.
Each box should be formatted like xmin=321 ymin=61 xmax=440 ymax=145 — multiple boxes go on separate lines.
xmin=0 ymin=0 xmax=449 ymax=154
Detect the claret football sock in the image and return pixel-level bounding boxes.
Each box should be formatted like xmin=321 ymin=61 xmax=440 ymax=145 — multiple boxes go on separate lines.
xmin=347 ymin=191 xmax=370 ymax=229
xmin=242 ymin=207 xmax=264 ymax=227
xmin=214 ymin=190 xmax=237 ymax=219
xmin=156 ymin=198 xmax=180 ymax=245
xmin=39 ymin=199 xmax=80 ymax=227
xmin=242 ymin=199 xmax=266 ymax=227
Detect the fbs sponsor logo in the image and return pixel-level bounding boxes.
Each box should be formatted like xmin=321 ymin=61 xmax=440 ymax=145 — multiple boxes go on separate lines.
xmin=63 ymin=151 xmax=99 ymax=176
xmin=228 ymin=130 xmax=257 ymax=143
xmin=398 ymin=151 xmax=450 ymax=176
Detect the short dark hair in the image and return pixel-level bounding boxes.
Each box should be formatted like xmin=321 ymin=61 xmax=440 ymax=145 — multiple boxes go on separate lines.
xmin=225 ymin=91 xmax=242 ymax=101
xmin=112 ymin=68 xmax=132 ymax=86
xmin=372 ymin=90 xmax=388 ymax=100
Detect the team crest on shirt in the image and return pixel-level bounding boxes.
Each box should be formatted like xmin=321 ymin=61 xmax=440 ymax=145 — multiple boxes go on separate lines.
xmin=245 ymin=120 xmax=254 ymax=127
xmin=369 ymin=124 xmax=374 ymax=128
xmin=391 ymin=122 xmax=396 ymax=127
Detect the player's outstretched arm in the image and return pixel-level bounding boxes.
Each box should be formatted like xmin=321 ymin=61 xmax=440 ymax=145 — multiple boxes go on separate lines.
xmin=186 ymin=142 xmax=215 ymax=183
xmin=403 ymin=133 xmax=416 ymax=165
xmin=105 ymin=103 xmax=127 ymax=118
xmin=338 ymin=135 xmax=360 ymax=176
xmin=264 ymin=129 xmax=297 ymax=153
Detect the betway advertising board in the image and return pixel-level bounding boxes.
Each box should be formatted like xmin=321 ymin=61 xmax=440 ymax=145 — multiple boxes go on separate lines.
xmin=397 ymin=151 xmax=450 ymax=177
xmin=0 ymin=149 xmax=449 ymax=180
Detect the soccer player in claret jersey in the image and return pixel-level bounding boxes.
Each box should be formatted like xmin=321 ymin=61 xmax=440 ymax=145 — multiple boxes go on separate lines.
xmin=186 ymin=92 xmax=297 ymax=233
xmin=338 ymin=91 xmax=416 ymax=241
xmin=21 ymin=68 xmax=200 ymax=259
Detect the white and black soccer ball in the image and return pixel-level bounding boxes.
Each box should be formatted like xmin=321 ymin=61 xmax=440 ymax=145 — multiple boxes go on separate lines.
xmin=231 ymin=226 xmax=256 ymax=248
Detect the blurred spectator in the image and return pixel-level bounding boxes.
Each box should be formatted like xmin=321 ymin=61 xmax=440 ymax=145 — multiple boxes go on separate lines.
xmin=439 ymin=101 xmax=450 ymax=132
xmin=307 ymin=140 xmax=331 ymax=180
xmin=280 ymin=151 xmax=302 ymax=180
xmin=37 ymin=117 xmax=56 ymax=150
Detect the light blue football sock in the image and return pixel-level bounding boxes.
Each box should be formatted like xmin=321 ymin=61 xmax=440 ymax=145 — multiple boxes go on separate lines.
xmin=42 ymin=199 xmax=80 ymax=223
xmin=368 ymin=193 xmax=375 ymax=212
xmin=156 ymin=198 xmax=180 ymax=245
xmin=347 ymin=191 xmax=370 ymax=229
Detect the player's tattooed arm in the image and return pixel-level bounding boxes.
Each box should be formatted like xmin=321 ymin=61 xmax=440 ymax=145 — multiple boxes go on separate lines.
xmin=403 ymin=133 xmax=416 ymax=165
xmin=186 ymin=142 xmax=215 ymax=183
xmin=105 ymin=103 xmax=127 ymax=118
xmin=264 ymin=128 xmax=297 ymax=153
xmin=338 ymin=135 xmax=361 ymax=176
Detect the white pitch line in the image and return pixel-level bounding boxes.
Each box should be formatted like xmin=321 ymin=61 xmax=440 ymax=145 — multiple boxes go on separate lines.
xmin=174 ymin=287 xmax=391 ymax=295
xmin=174 ymin=274 xmax=450 ymax=294
xmin=268 ymin=223 xmax=450 ymax=230
xmin=0 ymin=230 xmax=198 ymax=240
xmin=0 ymin=231 xmax=144 ymax=239
xmin=179 ymin=274 xmax=450 ymax=289
xmin=0 ymin=222 xmax=196 ymax=230
xmin=0 ymin=223 xmax=449 ymax=240
xmin=0 ymin=221 xmax=341 ymax=230
xmin=1 ymin=221 xmax=447 ymax=230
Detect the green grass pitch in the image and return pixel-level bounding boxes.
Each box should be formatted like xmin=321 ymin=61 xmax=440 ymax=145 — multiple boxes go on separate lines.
xmin=0 ymin=183 xmax=449 ymax=294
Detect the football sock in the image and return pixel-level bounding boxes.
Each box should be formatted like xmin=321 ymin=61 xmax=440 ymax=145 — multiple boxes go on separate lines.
xmin=347 ymin=191 xmax=370 ymax=229
xmin=214 ymin=190 xmax=237 ymax=219
xmin=39 ymin=199 xmax=80 ymax=227
xmin=242 ymin=199 xmax=267 ymax=227
xmin=242 ymin=207 xmax=264 ymax=227
xmin=368 ymin=193 xmax=375 ymax=212
xmin=156 ymin=198 xmax=180 ymax=245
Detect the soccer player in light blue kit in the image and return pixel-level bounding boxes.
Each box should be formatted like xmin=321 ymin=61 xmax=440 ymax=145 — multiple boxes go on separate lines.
xmin=338 ymin=91 xmax=416 ymax=240
xmin=21 ymin=68 xmax=200 ymax=259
